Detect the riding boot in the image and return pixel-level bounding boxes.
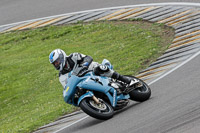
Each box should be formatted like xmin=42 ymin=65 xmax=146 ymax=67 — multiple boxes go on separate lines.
xmin=112 ymin=72 xmax=131 ymax=84
xmin=112 ymin=72 xmax=138 ymax=89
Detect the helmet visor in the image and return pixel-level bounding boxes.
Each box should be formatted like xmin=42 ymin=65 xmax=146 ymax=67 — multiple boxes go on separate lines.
xmin=52 ymin=53 xmax=64 ymax=70
xmin=53 ymin=60 xmax=61 ymax=70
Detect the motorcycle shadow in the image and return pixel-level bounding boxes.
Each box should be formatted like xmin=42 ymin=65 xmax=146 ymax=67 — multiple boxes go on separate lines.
xmin=114 ymin=97 xmax=153 ymax=116
xmin=70 ymin=98 xmax=153 ymax=132
xmin=71 ymin=102 xmax=141 ymax=132
xmin=114 ymin=101 xmax=140 ymax=115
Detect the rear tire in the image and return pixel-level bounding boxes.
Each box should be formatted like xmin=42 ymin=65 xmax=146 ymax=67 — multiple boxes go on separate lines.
xmin=80 ymin=98 xmax=114 ymax=120
xmin=125 ymin=76 xmax=151 ymax=102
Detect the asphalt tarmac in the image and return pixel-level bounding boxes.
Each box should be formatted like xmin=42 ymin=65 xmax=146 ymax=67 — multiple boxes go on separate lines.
xmin=58 ymin=54 xmax=200 ymax=133
xmin=0 ymin=0 xmax=199 ymax=26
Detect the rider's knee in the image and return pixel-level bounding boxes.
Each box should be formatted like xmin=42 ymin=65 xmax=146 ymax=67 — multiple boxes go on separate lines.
xmin=94 ymin=65 xmax=109 ymax=75
xmin=94 ymin=65 xmax=113 ymax=77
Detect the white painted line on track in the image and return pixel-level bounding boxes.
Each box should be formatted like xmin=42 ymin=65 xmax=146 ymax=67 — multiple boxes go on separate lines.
xmin=53 ymin=115 xmax=89 ymax=133
xmin=149 ymin=49 xmax=200 ymax=85
xmin=1 ymin=2 xmax=200 ymax=29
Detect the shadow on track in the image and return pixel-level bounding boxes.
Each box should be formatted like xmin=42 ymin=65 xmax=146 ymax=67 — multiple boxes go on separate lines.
xmin=114 ymin=97 xmax=153 ymax=116
xmin=68 ymin=98 xmax=153 ymax=133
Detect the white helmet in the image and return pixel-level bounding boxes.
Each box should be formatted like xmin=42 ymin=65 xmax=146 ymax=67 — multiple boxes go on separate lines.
xmin=49 ymin=49 xmax=67 ymax=71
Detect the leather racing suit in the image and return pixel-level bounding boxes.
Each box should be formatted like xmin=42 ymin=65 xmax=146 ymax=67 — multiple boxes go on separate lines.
xmin=59 ymin=53 xmax=131 ymax=89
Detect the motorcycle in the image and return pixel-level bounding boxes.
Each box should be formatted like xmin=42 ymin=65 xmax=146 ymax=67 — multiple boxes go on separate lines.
xmin=63 ymin=59 xmax=151 ymax=120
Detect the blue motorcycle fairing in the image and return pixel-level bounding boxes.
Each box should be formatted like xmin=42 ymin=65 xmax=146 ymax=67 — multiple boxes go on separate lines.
xmin=77 ymin=91 xmax=94 ymax=105
xmin=105 ymin=87 xmax=117 ymax=107
xmin=77 ymin=89 xmax=119 ymax=107
xmin=63 ymin=72 xmax=101 ymax=104
xmin=77 ymin=75 xmax=111 ymax=93
xmin=118 ymin=94 xmax=130 ymax=100
xmin=63 ymin=69 xmax=130 ymax=108
xmin=76 ymin=74 xmax=118 ymax=107
xmin=63 ymin=75 xmax=85 ymax=104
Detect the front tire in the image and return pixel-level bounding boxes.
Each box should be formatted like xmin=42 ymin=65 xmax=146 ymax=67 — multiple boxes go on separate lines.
xmin=80 ymin=98 xmax=114 ymax=120
xmin=125 ymin=76 xmax=151 ymax=102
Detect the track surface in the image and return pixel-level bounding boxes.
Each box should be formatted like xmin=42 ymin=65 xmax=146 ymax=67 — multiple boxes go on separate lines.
xmin=1 ymin=1 xmax=200 ymax=133
xmin=58 ymin=55 xmax=200 ymax=133
xmin=0 ymin=0 xmax=199 ymax=26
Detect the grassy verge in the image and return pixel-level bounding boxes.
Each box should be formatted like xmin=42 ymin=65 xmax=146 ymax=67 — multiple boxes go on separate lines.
xmin=0 ymin=20 xmax=174 ymax=132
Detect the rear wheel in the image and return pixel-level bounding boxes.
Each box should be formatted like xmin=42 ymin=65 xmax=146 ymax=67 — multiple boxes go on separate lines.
xmin=80 ymin=98 xmax=114 ymax=120
xmin=125 ymin=76 xmax=151 ymax=102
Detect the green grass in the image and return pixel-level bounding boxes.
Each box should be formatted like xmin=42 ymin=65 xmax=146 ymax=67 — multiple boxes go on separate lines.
xmin=0 ymin=20 xmax=174 ymax=133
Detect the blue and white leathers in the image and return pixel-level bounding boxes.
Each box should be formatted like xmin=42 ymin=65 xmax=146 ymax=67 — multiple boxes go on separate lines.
xmin=63 ymin=59 xmax=130 ymax=108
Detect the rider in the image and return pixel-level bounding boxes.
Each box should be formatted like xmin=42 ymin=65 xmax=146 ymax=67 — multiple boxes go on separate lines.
xmin=49 ymin=49 xmax=136 ymax=91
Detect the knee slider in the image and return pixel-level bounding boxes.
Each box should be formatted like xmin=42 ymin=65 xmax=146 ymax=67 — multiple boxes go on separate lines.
xmin=94 ymin=65 xmax=109 ymax=76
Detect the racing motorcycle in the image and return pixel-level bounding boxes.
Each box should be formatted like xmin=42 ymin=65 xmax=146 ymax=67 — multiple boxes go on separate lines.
xmin=63 ymin=59 xmax=151 ymax=120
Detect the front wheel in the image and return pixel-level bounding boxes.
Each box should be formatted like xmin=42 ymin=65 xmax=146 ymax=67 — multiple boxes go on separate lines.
xmin=80 ymin=98 xmax=114 ymax=120
xmin=125 ymin=75 xmax=151 ymax=102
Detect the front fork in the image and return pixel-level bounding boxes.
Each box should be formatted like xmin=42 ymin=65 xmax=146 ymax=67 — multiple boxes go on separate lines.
xmin=77 ymin=91 xmax=101 ymax=105
xmin=92 ymin=95 xmax=100 ymax=104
